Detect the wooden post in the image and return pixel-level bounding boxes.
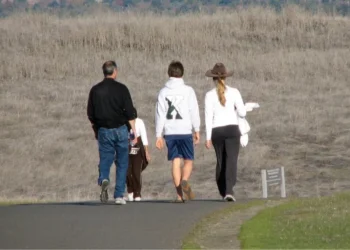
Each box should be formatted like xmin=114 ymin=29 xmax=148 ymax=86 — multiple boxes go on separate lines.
xmin=261 ymin=169 xmax=268 ymax=198
xmin=280 ymin=166 xmax=286 ymax=198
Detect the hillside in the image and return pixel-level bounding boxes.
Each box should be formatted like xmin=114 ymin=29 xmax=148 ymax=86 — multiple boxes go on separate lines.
xmin=0 ymin=6 xmax=349 ymax=201
xmin=1 ymin=0 xmax=350 ymax=16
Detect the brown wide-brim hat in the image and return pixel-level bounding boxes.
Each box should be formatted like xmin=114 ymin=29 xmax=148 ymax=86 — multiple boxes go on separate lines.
xmin=205 ymin=63 xmax=234 ymax=78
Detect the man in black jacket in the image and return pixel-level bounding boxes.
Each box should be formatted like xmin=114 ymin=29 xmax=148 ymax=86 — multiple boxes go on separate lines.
xmin=87 ymin=60 xmax=137 ymax=205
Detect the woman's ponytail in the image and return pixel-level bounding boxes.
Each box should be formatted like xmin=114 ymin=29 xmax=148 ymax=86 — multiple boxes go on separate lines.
xmin=216 ymin=77 xmax=226 ymax=106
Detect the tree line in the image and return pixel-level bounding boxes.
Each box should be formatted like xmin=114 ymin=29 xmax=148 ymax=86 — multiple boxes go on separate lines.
xmin=1 ymin=0 xmax=349 ymax=16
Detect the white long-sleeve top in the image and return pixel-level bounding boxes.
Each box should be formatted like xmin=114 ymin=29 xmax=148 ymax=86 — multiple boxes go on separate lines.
xmin=155 ymin=77 xmax=200 ymax=137
xmin=130 ymin=118 xmax=148 ymax=145
xmin=205 ymin=86 xmax=246 ymax=140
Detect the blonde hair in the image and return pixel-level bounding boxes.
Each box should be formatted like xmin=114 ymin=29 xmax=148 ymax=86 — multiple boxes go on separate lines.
xmin=215 ymin=77 xmax=226 ymax=106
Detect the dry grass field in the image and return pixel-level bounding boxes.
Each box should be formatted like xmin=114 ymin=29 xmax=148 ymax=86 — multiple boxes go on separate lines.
xmin=1 ymin=6 xmax=350 ymax=201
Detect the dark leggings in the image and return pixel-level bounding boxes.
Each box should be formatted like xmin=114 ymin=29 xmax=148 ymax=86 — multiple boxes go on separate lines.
xmin=211 ymin=125 xmax=240 ymax=197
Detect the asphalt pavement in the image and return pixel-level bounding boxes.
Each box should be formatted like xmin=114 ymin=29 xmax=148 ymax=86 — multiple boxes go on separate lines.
xmin=0 ymin=199 xmax=232 ymax=249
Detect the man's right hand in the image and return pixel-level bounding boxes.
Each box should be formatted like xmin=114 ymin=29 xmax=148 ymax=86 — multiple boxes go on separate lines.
xmin=156 ymin=137 xmax=164 ymax=150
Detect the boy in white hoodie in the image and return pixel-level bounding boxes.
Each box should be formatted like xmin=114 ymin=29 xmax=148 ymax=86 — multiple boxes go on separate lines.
xmin=155 ymin=61 xmax=200 ymax=202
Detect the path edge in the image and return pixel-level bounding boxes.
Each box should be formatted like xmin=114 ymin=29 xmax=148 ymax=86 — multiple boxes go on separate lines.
xmin=181 ymin=198 xmax=285 ymax=249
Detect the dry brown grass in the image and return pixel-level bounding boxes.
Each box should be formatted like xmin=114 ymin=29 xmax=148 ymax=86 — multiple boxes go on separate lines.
xmin=1 ymin=6 xmax=350 ymax=201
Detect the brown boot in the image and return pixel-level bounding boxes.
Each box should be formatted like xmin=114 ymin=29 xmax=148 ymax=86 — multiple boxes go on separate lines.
xmin=181 ymin=180 xmax=195 ymax=200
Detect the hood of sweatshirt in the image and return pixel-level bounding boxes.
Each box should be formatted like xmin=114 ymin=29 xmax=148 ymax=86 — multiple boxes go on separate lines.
xmin=165 ymin=77 xmax=185 ymax=89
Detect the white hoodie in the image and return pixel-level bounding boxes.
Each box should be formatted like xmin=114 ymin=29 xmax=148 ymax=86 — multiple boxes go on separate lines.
xmin=155 ymin=77 xmax=200 ymax=137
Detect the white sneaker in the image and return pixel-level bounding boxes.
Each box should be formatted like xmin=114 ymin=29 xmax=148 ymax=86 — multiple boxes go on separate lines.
xmin=115 ymin=198 xmax=126 ymax=205
xmin=134 ymin=197 xmax=141 ymax=201
xmin=128 ymin=193 xmax=134 ymax=202
xmin=224 ymin=194 xmax=236 ymax=202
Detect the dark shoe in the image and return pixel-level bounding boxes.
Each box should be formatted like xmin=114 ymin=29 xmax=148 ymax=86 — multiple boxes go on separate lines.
xmin=181 ymin=180 xmax=195 ymax=200
xmin=100 ymin=179 xmax=109 ymax=203
xmin=173 ymin=198 xmax=185 ymax=203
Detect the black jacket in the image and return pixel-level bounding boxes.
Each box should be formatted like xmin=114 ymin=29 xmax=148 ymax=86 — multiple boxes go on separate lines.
xmin=87 ymin=78 xmax=137 ymax=129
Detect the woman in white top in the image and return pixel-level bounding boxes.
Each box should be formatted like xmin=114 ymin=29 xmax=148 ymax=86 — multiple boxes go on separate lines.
xmin=204 ymin=63 xmax=246 ymax=202
xmin=126 ymin=108 xmax=151 ymax=202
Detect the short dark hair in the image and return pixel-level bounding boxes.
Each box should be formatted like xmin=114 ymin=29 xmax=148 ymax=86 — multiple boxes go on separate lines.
xmin=102 ymin=61 xmax=117 ymax=76
xmin=168 ymin=61 xmax=184 ymax=78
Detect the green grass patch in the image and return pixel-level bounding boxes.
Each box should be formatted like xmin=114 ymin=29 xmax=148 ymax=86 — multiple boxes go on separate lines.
xmin=239 ymin=192 xmax=350 ymax=249
xmin=182 ymin=199 xmax=268 ymax=249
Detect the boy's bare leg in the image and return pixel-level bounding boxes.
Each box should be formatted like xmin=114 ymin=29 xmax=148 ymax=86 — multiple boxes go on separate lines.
xmin=172 ymin=158 xmax=183 ymax=200
xmin=182 ymin=160 xmax=193 ymax=181
xmin=181 ymin=160 xmax=195 ymax=200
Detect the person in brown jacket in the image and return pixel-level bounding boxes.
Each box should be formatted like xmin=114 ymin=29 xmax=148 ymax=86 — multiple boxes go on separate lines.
xmin=126 ymin=108 xmax=151 ymax=201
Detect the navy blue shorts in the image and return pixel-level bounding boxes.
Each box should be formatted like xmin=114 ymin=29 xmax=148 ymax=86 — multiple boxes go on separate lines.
xmin=164 ymin=134 xmax=194 ymax=161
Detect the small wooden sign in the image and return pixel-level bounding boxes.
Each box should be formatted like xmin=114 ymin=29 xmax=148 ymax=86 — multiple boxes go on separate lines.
xmin=261 ymin=166 xmax=286 ymax=198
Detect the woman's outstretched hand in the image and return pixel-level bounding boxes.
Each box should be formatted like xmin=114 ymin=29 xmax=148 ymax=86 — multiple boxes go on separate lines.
xmin=245 ymin=102 xmax=260 ymax=112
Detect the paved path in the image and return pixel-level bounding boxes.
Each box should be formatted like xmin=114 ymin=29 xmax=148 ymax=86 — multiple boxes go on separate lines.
xmin=0 ymin=199 xmax=232 ymax=249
